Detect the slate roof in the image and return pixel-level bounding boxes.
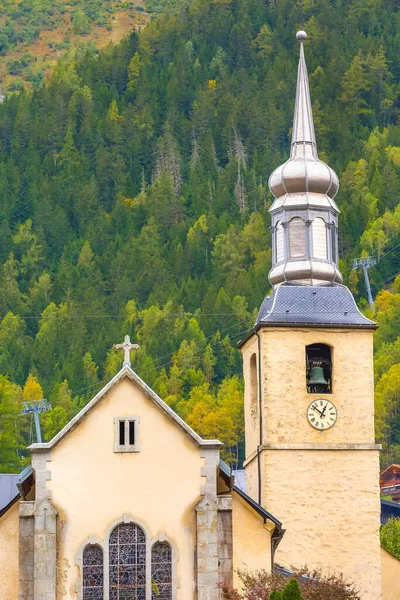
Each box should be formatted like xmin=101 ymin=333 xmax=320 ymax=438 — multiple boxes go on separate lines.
xmin=255 ymin=283 xmax=375 ymax=329
xmin=219 ymin=461 xmax=282 ymax=528
xmin=381 ymin=499 xmax=400 ymax=525
xmin=0 ymin=474 xmax=20 ymax=517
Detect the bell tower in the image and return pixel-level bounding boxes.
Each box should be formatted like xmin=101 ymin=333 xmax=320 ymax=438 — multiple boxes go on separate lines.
xmin=240 ymin=31 xmax=381 ymax=599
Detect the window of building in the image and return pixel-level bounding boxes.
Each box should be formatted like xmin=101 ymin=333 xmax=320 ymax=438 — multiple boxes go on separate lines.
xmin=249 ymin=353 xmax=258 ymax=407
xmin=114 ymin=417 xmax=140 ymax=453
xmin=276 ymin=221 xmax=284 ymax=263
xmin=82 ymin=544 xmax=103 ymax=600
xmin=312 ymin=217 xmax=327 ymax=260
xmin=151 ymin=542 xmax=172 ymax=600
xmin=109 ymin=523 xmax=146 ymax=600
xmin=331 ymin=224 xmax=337 ymax=264
xmin=289 ymin=218 xmax=306 ymax=258
xmin=306 ymin=344 xmax=332 ymax=394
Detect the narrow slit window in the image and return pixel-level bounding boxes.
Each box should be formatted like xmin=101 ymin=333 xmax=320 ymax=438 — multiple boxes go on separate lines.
xmin=129 ymin=421 xmax=135 ymax=446
xmin=119 ymin=421 xmax=125 ymax=446
xmin=250 ymin=353 xmax=257 ymax=407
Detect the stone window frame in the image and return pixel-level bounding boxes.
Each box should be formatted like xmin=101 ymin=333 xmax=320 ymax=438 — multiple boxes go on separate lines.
xmin=75 ymin=514 xmax=179 ymax=600
xmin=113 ymin=416 xmax=140 ymax=453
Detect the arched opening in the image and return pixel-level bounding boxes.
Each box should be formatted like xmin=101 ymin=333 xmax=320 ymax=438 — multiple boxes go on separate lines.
xmin=151 ymin=542 xmax=172 ymax=599
xmin=109 ymin=523 xmax=146 ymax=598
xmin=306 ymin=343 xmax=332 ymax=394
xmin=82 ymin=544 xmax=103 ymax=600
xmin=250 ymin=353 xmax=258 ymax=407
xmin=289 ymin=217 xmax=306 ymax=258
xmin=312 ymin=217 xmax=327 ymax=260
xmin=276 ymin=221 xmax=284 ymax=263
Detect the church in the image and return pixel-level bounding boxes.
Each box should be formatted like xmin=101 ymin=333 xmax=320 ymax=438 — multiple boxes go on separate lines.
xmin=0 ymin=31 xmax=397 ymax=600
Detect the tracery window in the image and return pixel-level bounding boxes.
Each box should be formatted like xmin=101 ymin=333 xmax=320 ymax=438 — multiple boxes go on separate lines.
xmin=289 ymin=217 xmax=306 ymax=258
xmin=109 ymin=523 xmax=146 ymax=600
xmin=82 ymin=545 xmax=104 ymax=600
xmin=151 ymin=542 xmax=172 ymax=600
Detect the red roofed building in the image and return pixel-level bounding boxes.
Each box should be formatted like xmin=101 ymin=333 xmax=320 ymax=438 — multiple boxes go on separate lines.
xmin=380 ymin=465 xmax=400 ymax=502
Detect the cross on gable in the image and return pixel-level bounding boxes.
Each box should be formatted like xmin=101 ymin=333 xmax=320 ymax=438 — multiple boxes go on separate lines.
xmin=115 ymin=335 xmax=139 ymax=367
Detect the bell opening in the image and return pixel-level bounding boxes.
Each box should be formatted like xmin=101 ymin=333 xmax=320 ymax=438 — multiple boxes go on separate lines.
xmin=306 ymin=343 xmax=332 ymax=394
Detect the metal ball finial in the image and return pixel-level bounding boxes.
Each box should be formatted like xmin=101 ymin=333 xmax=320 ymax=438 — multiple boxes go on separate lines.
xmin=296 ymin=30 xmax=307 ymax=42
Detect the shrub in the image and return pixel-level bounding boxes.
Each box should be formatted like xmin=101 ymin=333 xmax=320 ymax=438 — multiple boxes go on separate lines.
xmin=381 ymin=518 xmax=400 ymax=559
xmin=221 ymin=566 xmax=360 ymax=600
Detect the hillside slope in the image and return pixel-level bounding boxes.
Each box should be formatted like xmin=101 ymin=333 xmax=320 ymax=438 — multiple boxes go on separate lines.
xmin=0 ymin=0 xmax=151 ymax=92
xmin=0 ymin=0 xmax=399 ymax=469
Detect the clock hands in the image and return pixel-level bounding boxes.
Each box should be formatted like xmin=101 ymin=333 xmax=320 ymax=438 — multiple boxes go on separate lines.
xmin=311 ymin=404 xmax=324 ymax=417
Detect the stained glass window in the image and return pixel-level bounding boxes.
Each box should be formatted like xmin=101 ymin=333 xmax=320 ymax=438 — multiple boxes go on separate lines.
xmin=109 ymin=523 xmax=146 ymax=600
xmin=83 ymin=545 xmax=104 ymax=600
xmin=151 ymin=543 xmax=172 ymax=600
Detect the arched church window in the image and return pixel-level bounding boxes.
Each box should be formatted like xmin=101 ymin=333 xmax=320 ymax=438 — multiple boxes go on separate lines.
xmin=109 ymin=523 xmax=146 ymax=600
xmin=312 ymin=218 xmax=327 ymax=260
xmin=306 ymin=344 xmax=332 ymax=394
xmin=276 ymin=221 xmax=284 ymax=263
xmin=151 ymin=542 xmax=172 ymax=599
xmin=82 ymin=544 xmax=104 ymax=600
xmin=289 ymin=218 xmax=306 ymax=258
xmin=250 ymin=353 xmax=258 ymax=407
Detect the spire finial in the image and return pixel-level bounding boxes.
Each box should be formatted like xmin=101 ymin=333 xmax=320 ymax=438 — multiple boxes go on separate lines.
xmin=291 ymin=29 xmax=316 ymax=151
xmin=296 ymin=30 xmax=307 ymax=42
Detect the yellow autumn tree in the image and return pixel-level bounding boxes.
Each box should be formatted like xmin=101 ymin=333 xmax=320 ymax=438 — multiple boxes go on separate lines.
xmin=23 ymin=374 xmax=43 ymax=403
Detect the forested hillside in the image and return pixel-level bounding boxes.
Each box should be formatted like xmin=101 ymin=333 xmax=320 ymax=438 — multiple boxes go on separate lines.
xmin=0 ymin=0 xmax=400 ymax=470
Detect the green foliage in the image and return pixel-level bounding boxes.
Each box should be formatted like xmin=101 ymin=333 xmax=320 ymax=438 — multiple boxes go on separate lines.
xmin=270 ymin=592 xmax=283 ymax=600
xmin=381 ymin=518 xmax=400 ymax=560
xmin=0 ymin=0 xmax=399 ymax=468
xmin=282 ymin=579 xmax=302 ymax=600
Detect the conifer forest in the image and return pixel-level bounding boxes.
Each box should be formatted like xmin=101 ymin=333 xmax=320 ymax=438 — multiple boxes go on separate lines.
xmin=0 ymin=0 xmax=400 ymax=470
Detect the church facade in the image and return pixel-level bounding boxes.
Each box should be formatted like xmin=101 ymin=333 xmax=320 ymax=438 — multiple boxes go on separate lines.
xmin=0 ymin=30 xmax=395 ymax=600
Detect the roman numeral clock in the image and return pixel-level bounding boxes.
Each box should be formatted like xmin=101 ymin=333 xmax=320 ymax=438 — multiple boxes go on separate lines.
xmin=307 ymin=399 xmax=337 ymax=431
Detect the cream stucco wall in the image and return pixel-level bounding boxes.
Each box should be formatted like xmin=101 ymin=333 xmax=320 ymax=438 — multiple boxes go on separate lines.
xmin=231 ymin=492 xmax=272 ymax=589
xmin=242 ymin=327 xmax=381 ymax=600
xmin=45 ymin=377 xmax=205 ymax=599
xmin=0 ymin=501 xmax=19 ymax=600
xmin=259 ymin=327 xmax=375 ymax=445
xmin=381 ymin=547 xmax=400 ymax=600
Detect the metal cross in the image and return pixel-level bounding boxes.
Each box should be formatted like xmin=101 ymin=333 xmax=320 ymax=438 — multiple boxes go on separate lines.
xmin=115 ymin=335 xmax=139 ymax=367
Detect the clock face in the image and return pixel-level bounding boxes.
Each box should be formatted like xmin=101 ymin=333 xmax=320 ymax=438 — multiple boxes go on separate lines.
xmin=307 ymin=399 xmax=337 ymax=431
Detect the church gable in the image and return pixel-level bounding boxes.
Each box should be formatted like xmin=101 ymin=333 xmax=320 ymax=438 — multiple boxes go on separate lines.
xmin=29 ymin=364 xmax=222 ymax=454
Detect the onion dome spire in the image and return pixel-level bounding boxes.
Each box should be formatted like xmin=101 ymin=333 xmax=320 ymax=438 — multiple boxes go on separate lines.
xmin=268 ymin=31 xmax=342 ymax=287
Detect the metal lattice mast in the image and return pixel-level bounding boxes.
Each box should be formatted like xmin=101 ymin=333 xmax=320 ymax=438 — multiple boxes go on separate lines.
xmin=20 ymin=400 xmax=51 ymax=443
xmin=353 ymin=257 xmax=376 ymax=309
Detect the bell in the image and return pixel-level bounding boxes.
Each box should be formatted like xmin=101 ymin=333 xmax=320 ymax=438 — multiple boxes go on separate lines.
xmin=308 ymin=366 xmax=328 ymax=387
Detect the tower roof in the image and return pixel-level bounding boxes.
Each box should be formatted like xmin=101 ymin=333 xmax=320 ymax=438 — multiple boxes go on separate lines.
xmin=291 ymin=30 xmax=317 ymax=151
xmin=268 ymin=31 xmax=342 ymax=288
